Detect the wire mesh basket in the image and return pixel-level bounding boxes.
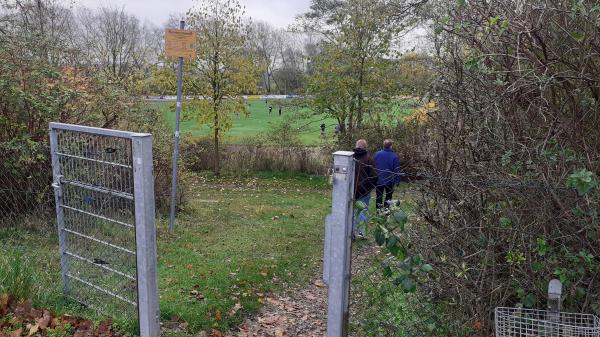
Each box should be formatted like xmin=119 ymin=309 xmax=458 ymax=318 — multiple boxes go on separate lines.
xmin=495 ymin=307 xmax=600 ymax=337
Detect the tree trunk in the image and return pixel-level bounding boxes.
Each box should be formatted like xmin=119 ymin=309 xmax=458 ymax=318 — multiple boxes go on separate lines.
xmin=214 ymin=113 xmax=220 ymax=176
xmin=356 ymin=57 xmax=365 ymax=128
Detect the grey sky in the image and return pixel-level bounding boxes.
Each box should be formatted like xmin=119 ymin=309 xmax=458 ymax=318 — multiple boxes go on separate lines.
xmin=75 ymin=0 xmax=312 ymax=28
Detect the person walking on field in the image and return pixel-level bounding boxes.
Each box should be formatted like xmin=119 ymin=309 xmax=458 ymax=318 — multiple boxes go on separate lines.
xmin=353 ymin=139 xmax=378 ymax=239
xmin=373 ymin=139 xmax=401 ymax=210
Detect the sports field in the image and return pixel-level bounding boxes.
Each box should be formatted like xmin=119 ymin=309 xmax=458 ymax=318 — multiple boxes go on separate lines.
xmin=157 ymin=99 xmax=337 ymax=145
xmin=157 ymin=99 xmax=418 ymax=145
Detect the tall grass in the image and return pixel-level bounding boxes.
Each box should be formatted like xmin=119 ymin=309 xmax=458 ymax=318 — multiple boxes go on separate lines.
xmin=182 ymin=137 xmax=331 ymax=175
xmin=0 ymin=249 xmax=37 ymax=300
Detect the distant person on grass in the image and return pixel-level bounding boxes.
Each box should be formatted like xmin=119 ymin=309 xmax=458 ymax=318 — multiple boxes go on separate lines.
xmin=279 ymin=106 xmax=282 ymax=116
xmin=269 ymin=105 xmax=273 ymax=114
xmin=373 ymin=139 xmax=401 ymax=210
xmin=353 ymin=139 xmax=378 ymax=239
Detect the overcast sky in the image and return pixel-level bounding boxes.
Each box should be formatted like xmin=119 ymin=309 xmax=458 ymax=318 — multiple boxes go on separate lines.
xmin=75 ymin=0 xmax=312 ymax=28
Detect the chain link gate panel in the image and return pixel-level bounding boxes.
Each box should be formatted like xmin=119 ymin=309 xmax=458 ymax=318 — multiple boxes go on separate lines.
xmin=49 ymin=123 xmax=159 ymax=337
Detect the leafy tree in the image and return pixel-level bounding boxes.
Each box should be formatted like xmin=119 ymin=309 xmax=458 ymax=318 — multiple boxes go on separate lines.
xmin=0 ymin=0 xmax=137 ymax=216
xmin=187 ymin=0 xmax=262 ymax=175
xmin=303 ymin=0 xmax=401 ymax=132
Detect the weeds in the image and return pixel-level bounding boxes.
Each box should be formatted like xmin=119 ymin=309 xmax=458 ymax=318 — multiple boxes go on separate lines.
xmin=0 ymin=249 xmax=37 ymax=301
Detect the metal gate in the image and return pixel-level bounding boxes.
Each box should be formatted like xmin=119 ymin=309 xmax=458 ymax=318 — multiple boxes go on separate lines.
xmin=49 ymin=123 xmax=159 ymax=337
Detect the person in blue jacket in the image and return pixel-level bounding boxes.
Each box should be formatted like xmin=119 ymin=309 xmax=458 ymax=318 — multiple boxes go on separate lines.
xmin=373 ymin=139 xmax=401 ymax=210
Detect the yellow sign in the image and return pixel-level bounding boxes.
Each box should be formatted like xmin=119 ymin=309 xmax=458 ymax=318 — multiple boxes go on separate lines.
xmin=165 ymin=28 xmax=197 ymax=60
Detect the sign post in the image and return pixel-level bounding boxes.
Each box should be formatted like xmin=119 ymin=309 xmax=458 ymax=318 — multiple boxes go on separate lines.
xmin=166 ymin=21 xmax=197 ymax=232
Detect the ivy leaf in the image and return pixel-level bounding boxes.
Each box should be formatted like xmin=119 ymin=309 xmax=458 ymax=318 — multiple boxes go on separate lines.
xmin=531 ymin=261 xmax=544 ymax=272
xmin=522 ymin=293 xmax=536 ymax=307
xmin=401 ymin=277 xmax=417 ymax=292
xmin=355 ymin=200 xmax=368 ymax=211
xmin=374 ymin=226 xmax=386 ymax=246
xmin=499 ymin=217 xmax=512 ymax=228
xmin=383 ymin=265 xmax=393 ymax=278
xmin=421 ymin=264 xmax=433 ymax=272
xmin=571 ymin=31 xmax=585 ymax=42
xmin=536 ymin=238 xmax=549 ymax=256
xmin=411 ymin=254 xmax=424 ymax=267
xmin=390 ymin=210 xmax=408 ymax=229
xmin=567 ymin=169 xmax=598 ymax=195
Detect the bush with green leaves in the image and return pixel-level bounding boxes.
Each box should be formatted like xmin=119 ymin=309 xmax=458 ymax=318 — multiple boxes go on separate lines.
xmin=355 ymin=201 xmax=432 ymax=293
xmin=409 ymin=0 xmax=600 ymax=335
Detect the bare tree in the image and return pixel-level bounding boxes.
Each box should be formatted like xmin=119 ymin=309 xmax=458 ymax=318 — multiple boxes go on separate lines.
xmin=251 ymin=20 xmax=283 ymax=93
xmin=77 ymin=6 xmax=160 ymax=85
xmin=0 ymin=0 xmax=78 ymax=64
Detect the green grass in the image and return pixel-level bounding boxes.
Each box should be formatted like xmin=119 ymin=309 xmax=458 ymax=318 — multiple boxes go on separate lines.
xmin=157 ymin=99 xmax=337 ymax=145
xmin=157 ymin=98 xmax=418 ymax=146
xmin=0 ymin=172 xmax=331 ymax=335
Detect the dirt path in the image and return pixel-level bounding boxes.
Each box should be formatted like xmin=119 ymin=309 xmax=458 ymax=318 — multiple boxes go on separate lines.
xmin=227 ymin=277 xmax=328 ymax=337
xmin=226 ymin=243 xmax=378 ymax=337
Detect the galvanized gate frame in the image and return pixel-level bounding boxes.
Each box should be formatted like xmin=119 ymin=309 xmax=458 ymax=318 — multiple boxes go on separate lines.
xmin=323 ymin=151 xmax=356 ymax=337
xmin=49 ymin=123 xmax=159 ymax=337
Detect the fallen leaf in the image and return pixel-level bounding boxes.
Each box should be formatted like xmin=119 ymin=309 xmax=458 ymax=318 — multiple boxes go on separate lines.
xmin=190 ymin=290 xmax=205 ymax=300
xmin=228 ymin=303 xmax=242 ymax=316
xmin=314 ymin=280 xmax=326 ymax=288
xmin=274 ymin=328 xmax=288 ymax=337
xmin=27 ymin=323 xmax=39 ymax=336
xmin=73 ymin=330 xmax=94 ymax=337
xmin=50 ymin=317 xmax=61 ymax=328
xmin=29 ymin=308 xmax=43 ymax=319
xmin=214 ymin=309 xmax=222 ymax=321
xmin=9 ymin=328 xmax=22 ymax=337
xmin=37 ymin=310 xmax=52 ymax=330
xmin=97 ymin=319 xmax=112 ymax=336
xmin=0 ymin=293 xmax=9 ymax=313
xmin=186 ymin=264 xmax=193 ymax=270
xmin=14 ymin=300 xmax=32 ymax=318
xmin=209 ymin=329 xmax=223 ymax=337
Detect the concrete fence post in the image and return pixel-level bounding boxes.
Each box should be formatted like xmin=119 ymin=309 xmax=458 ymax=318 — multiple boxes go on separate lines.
xmin=325 ymin=151 xmax=355 ymax=337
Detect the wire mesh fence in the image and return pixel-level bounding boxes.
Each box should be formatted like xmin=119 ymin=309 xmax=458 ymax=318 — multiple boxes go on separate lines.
xmin=495 ymin=307 xmax=600 ymax=337
xmin=0 ymin=145 xmax=54 ymax=230
xmin=52 ymin=127 xmax=139 ymax=319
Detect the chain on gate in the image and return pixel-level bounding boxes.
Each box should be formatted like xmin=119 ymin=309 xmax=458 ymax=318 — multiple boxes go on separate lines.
xmin=49 ymin=123 xmax=159 ymax=336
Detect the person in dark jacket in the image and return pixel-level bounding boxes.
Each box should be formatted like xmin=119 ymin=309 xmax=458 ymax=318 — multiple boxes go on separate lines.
xmin=353 ymin=139 xmax=378 ymax=238
xmin=373 ymin=139 xmax=401 ymax=210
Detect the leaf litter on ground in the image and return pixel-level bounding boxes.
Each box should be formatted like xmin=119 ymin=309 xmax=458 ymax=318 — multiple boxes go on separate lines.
xmin=0 ymin=294 xmax=116 ymax=337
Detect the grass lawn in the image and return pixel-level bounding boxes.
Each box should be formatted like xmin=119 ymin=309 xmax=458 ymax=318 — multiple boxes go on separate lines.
xmin=0 ymin=172 xmax=331 ymax=336
xmin=157 ymin=99 xmax=418 ymax=146
xmin=157 ymin=99 xmax=337 ymax=145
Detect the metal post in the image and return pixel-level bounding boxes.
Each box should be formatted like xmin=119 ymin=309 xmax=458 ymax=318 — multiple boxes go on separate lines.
xmin=546 ymin=279 xmax=562 ymax=334
xmin=132 ymin=134 xmax=160 ymax=337
xmin=326 ymin=151 xmax=355 ymax=337
xmin=169 ymin=20 xmax=185 ymax=232
xmin=547 ymin=279 xmax=562 ymax=312
xmin=49 ymin=127 xmax=69 ymax=294
xmin=323 ymin=214 xmax=332 ymax=284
